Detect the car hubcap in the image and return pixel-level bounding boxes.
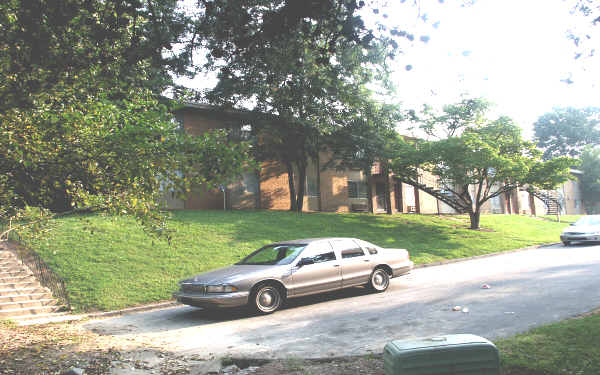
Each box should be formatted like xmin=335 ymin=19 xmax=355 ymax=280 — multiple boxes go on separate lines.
xmin=257 ymin=287 xmax=280 ymax=311
xmin=260 ymin=291 xmax=273 ymax=306
xmin=373 ymin=270 xmax=388 ymax=290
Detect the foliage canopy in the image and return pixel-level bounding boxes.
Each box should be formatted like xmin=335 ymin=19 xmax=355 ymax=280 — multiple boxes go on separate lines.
xmin=534 ymin=107 xmax=600 ymax=160
xmin=579 ymin=147 xmax=600 ymax=214
xmin=0 ymin=0 xmax=251 ymax=241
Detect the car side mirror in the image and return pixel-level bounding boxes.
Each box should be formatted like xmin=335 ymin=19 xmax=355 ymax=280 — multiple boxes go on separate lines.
xmin=297 ymin=257 xmax=314 ymax=267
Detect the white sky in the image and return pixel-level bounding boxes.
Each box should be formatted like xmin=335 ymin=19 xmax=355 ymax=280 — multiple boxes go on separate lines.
xmin=380 ymin=0 xmax=599 ymax=138
xmin=176 ymin=0 xmax=599 ymax=139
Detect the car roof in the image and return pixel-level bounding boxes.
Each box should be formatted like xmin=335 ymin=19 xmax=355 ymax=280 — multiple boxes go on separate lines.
xmin=271 ymin=237 xmax=359 ymax=245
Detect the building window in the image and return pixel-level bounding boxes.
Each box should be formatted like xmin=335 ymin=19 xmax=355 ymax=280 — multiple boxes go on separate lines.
xmin=306 ymin=175 xmax=320 ymax=197
xmin=242 ymin=172 xmax=258 ymax=194
xmin=229 ymin=124 xmax=253 ymax=142
xmin=348 ymin=180 xmax=368 ymax=199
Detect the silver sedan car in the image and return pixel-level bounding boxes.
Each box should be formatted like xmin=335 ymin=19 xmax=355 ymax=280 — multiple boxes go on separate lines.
xmin=560 ymin=215 xmax=600 ymax=246
xmin=173 ymin=237 xmax=413 ymax=314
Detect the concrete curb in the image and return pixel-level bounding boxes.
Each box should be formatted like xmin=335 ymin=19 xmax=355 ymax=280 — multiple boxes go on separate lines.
xmin=85 ymin=301 xmax=180 ymax=320
xmin=413 ymin=242 xmax=561 ymax=269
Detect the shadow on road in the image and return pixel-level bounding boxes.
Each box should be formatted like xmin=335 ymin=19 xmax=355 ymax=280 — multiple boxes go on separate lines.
xmin=84 ymin=284 xmax=403 ymax=336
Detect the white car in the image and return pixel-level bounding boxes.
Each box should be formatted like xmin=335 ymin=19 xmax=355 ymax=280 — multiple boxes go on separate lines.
xmin=560 ymin=215 xmax=600 ymax=246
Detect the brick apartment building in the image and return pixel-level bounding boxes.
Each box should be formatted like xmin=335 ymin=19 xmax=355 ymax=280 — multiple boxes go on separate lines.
xmin=163 ymin=103 xmax=586 ymax=216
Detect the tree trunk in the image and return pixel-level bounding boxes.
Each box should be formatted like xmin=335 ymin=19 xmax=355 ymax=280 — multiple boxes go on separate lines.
xmin=316 ymin=154 xmax=322 ymax=212
xmin=285 ymin=161 xmax=297 ymax=211
xmin=365 ymin=169 xmax=373 ymax=213
xmin=384 ymin=168 xmax=392 ymax=215
xmin=469 ymin=210 xmax=481 ymax=230
xmin=295 ymin=161 xmax=306 ymax=213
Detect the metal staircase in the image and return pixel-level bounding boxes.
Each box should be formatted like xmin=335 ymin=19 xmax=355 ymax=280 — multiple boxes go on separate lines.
xmin=395 ymin=173 xmax=469 ymax=213
xmin=526 ymin=188 xmax=562 ymax=215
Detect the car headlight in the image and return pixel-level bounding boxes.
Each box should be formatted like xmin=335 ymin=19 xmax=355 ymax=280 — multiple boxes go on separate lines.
xmin=205 ymin=285 xmax=238 ymax=293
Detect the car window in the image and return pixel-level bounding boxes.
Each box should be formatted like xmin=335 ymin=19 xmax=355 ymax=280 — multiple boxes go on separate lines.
xmin=310 ymin=251 xmax=337 ymax=263
xmin=341 ymin=248 xmax=366 ymax=258
xmin=238 ymin=244 xmax=306 ymax=265
xmin=332 ymin=239 xmax=367 ymax=259
xmin=574 ymin=216 xmax=600 ymax=226
xmin=356 ymin=239 xmax=379 ymax=255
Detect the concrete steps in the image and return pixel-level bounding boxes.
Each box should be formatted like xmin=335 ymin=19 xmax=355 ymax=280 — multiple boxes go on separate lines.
xmin=0 ymin=287 xmax=50 ymax=296
xmin=0 ymin=249 xmax=67 ymax=322
xmin=0 ymin=292 xmax=53 ymax=303
xmin=0 ymin=298 xmax=58 ymax=310
xmin=0 ymin=274 xmax=36 ymax=284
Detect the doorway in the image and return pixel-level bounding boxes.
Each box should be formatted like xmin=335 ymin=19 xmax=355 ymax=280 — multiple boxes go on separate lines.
xmin=375 ymin=182 xmax=387 ymax=212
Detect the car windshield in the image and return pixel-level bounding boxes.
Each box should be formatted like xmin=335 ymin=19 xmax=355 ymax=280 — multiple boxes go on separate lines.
xmin=237 ymin=244 xmax=306 ymax=265
xmin=574 ymin=216 xmax=600 ymax=227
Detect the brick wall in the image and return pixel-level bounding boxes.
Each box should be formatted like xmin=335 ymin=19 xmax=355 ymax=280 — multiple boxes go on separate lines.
xmin=319 ymin=167 xmax=351 ymax=212
xmin=260 ymin=160 xmax=291 ymax=210
xmin=179 ymin=109 xmax=227 ymax=210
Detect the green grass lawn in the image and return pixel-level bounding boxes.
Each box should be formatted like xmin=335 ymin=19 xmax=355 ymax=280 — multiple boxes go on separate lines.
xmin=498 ymin=312 xmax=600 ymax=375
xmin=22 ymin=210 xmax=572 ymax=312
xmin=541 ymin=214 xmax=583 ymax=224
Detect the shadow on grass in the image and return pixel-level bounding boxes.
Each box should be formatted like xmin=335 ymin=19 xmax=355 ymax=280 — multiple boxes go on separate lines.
xmin=169 ymin=210 xmax=465 ymax=262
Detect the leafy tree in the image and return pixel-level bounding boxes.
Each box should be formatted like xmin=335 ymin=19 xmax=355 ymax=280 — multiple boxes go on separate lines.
xmin=534 ymin=107 xmax=600 ymax=160
xmin=192 ymin=0 xmax=417 ymax=74
xmin=196 ymin=0 xmax=402 ymax=212
xmin=415 ymin=98 xmax=491 ymax=138
xmin=392 ymin=101 xmax=574 ymax=229
xmin=0 ymin=1 xmax=251 ymax=241
xmin=0 ymin=0 xmax=194 ymax=110
xmin=326 ymin=102 xmax=403 ymax=213
xmin=579 ymin=147 xmax=600 ymax=214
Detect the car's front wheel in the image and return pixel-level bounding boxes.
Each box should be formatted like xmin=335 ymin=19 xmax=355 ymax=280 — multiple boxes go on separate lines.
xmin=251 ymin=284 xmax=283 ymax=314
xmin=368 ymin=267 xmax=390 ymax=292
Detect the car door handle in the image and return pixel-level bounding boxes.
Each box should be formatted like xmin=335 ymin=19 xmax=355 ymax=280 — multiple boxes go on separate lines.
xmin=333 ymin=264 xmax=340 ymax=267
xmin=363 ymin=259 xmax=370 ymax=262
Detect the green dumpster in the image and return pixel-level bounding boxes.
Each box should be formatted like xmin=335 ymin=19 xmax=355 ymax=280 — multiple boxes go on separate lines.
xmin=384 ymin=334 xmax=500 ymax=375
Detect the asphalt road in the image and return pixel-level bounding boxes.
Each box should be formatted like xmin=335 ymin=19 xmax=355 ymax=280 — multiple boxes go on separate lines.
xmin=84 ymin=242 xmax=600 ymax=359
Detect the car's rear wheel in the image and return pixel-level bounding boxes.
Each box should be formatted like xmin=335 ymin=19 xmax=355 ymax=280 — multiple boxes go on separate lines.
xmin=563 ymin=241 xmax=571 ymax=246
xmin=251 ymin=284 xmax=283 ymax=314
xmin=368 ymin=267 xmax=390 ymax=292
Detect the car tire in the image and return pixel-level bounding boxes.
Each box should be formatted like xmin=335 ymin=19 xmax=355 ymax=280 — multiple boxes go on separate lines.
xmin=563 ymin=241 xmax=570 ymax=246
xmin=250 ymin=283 xmax=283 ymax=314
xmin=368 ymin=267 xmax=390 ymax=292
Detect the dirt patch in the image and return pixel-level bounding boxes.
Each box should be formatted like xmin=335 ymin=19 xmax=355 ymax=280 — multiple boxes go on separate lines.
xmin=221 ymin=355 xmax=384 ymax=375
xmin=475 ymin=227 xmax=495 ymax=232
xmin=0 ymin=320 xmax=216 ymax=375
xmin=0 ymin=320 xmax=119 ymax=374
xmin=573 ymin=307 xmax=600 ymax=319
xmin=0 ymin=319 xmax=386 ymax=375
